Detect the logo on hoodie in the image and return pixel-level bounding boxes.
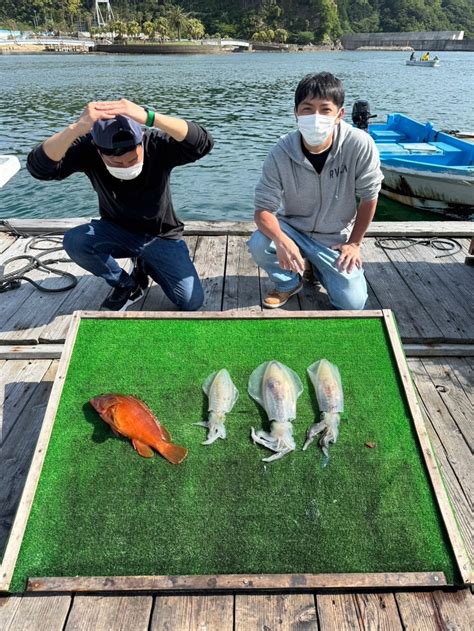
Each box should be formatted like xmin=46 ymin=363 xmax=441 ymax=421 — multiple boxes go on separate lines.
xmin=329 ymin=164 xmax=348 ymax=179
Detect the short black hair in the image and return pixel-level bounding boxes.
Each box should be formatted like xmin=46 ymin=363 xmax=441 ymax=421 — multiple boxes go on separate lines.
xmin=294 ymin=72 xmax=345 ymax=109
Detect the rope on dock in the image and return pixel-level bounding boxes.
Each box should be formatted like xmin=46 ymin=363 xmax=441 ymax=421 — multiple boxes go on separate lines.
xmin=375 ymin=237 xmax=463 ymax=258
xmin=0 ymin=235 xmax=78 ymax=293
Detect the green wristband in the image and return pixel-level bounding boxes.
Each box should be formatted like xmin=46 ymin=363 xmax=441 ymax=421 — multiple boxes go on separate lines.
xmin=145 ymin=108 xmax=155 ymax=127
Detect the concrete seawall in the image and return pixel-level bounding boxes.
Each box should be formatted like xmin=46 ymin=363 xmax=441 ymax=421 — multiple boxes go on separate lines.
xmin=342 ymin=31 xmax=474 ymax=51
xmin=96 ymin=44 xmax=228 ymax=55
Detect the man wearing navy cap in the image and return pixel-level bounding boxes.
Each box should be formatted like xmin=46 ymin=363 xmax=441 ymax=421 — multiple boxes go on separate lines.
xmin=27 ymin=99 xmax=213 ymax=311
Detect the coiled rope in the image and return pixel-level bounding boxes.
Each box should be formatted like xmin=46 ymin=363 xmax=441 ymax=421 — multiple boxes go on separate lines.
xmin=0 ymin=228 xmax=78 ymax=293
xmin=375 ymin=237 xmax=463 ymax=258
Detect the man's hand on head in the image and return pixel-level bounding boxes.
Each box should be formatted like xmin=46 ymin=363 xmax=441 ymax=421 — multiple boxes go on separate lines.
xmin=94 ymin=99 xmax=148 ymax=126
xmin=75 ymin=102 xmax=115 ymax=135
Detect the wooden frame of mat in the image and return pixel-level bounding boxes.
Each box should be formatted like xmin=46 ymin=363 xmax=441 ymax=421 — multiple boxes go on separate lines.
xmin=1 ymin=309 xmax=471 ymax=592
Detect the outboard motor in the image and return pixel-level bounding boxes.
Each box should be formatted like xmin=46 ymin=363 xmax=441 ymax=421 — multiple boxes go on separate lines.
xmin=352 ymin=100 xmax=377 ymax=132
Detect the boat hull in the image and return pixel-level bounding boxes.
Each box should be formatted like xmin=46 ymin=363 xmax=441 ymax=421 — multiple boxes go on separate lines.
xmin=406 ymin=60 xmax=439 ymax=67
xmin=380 ymin=164 xmax=474 ymax=218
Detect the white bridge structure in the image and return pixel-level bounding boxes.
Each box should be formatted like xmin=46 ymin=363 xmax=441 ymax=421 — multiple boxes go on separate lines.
xmin=203 ymin=39 xmax=250 ymax=48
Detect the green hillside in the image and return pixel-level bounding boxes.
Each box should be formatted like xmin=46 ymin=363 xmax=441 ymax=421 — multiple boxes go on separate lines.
xmin=1 ymin=1 xmax=472 ymax=42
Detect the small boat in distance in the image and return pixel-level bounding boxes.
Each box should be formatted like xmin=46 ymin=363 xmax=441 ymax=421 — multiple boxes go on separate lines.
xmin=368 ymin=113 xmax=474 ymax=218
xmin=406 ymin=59 xmax=440 ymax=67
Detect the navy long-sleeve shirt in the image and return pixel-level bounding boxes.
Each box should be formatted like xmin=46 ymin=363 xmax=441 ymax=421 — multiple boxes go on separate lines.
xmin=27 ymin=122 xmax=213 ymax=238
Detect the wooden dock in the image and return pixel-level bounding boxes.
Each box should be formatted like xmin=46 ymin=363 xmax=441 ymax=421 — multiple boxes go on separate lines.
xmin=0 ymin=219 xmax=473 ymax=629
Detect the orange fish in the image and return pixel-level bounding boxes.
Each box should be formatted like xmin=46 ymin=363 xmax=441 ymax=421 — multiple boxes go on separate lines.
xmin=90 ymin=394 xmax=188 ymax=464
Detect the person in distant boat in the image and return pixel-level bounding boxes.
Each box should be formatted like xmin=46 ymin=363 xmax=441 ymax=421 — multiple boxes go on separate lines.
xmin=247 ymin=72 xmax=383 ymax=310
xmin=421 ymin=52 xmax=430 ymax=61
xmin=410 ymin=51 xmax=416 ymax=61
xmin=27 ymin=99 xmax=213 ymax=311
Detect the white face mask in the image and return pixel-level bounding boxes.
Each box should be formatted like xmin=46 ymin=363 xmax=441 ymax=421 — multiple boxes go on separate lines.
xmin=105 ymin=161 xmax=143 ymax=180
xmin=297 ymin=113 xmax=338 ymax=147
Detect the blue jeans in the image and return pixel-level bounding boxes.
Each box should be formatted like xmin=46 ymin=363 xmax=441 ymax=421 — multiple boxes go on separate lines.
xmin=63 ymin=219 xmax=204 ymax=311
xmin=247 ymin=222 xmax=368 ymax=310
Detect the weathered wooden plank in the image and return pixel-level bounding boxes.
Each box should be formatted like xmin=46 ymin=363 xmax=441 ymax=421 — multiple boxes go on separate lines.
xmin=151 ymin=595 xmax=233 ymax=631
xmin=2 ymin=219 xmax=473 ymax=237
xmin=410 ymin=360 xmax=473 ymax=496
xmin=0 ymin=248 xmax=91 ymax=345
xmin=383 ymin=241 xmax=473 ymax=341
xmin=0 ymin=218 xmax=93 ymax=235
xmin=316 ymin=594 xmax=362 ymax=630
xmin=378 ymin=241 xmax=470 ymax=342
xmin=192 ymin=235 xmax=227 ymax=311
xmin=362 ymin=240 xmax=443 ymax=342
xmin=0 ymin=594 xmax=71 ymax=630
xmin=421 ymin=358 xmax=474 ymax=452
xmin=355 ymin=593 xmax=403 ymax=630
xmin=140 ymin=236 xmax=199 ymax=312
xmin=222 ymin=235 xmax=261 ymax=311
xmin=77 ymin=310 xmax=383 ymax=321
xmin=432 ymin=589 xmax=474 ymax=630
xmin=403 ymin=344 xmax=474 ymax=357
xmin=395 ymin=592 xmax=443 ymax=630
xmin=383 ymin=312 xmax=471 ymax=585
xmin=0 ymin=238 xmax=44 ymax=343
xmin=0 ymin=315 xmax=81 ymax=591
xmin=0 ymin=595 xmax=22 ymax=629
xmin=0 ymin=359 xmax=52 ymax=445
xmin=235 ymin=594 xmax=318 ymax=630
xmin=0 ymin=362 xmax=57 ymax=556
xmin=37 ymin=267 xmax=113 ymax=343
xmin=27 ymin=572 xmax=447 ymax=592
xmin=65 ymin=595 xmax=152 ymax=631
xmin=0 ymin=234 xmax=16 ymax=254
xmin=408 ymin=238 xmax=474 ymax=307
xmin=458 ymin=359 xmax=474 ymax=407
xmin=409 ymin=360 xmax=473 ymax=566
xmin=0 ymin=345 xmax=63 ymax=360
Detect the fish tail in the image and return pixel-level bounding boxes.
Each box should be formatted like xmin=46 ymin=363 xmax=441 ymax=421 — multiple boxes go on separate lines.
xmin=158 ymin=441 xmax=189 ymax=465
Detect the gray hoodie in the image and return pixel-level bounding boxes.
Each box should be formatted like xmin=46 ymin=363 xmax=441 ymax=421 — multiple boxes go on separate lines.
xmin=254 ymin=120 xmax=383 ymax=247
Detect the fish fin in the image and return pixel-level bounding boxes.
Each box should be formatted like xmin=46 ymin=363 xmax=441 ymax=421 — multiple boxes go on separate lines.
xmin=158 ymin=441 xmax=189 ymax=465
xmin=248 ymin=362 xmax=270 ymax=406
xmin=132 ymin=439 xmax=154 ymax=458
xmin=158 ymin=424 xmax=172 ymax=442
xmin=111 ymin=427 xmax=121 ymax=437
xmin=202 ymin=371 xmax=218 ymax=396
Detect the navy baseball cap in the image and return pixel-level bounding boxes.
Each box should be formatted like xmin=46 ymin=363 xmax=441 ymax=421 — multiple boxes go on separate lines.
xmin=91 ymin=115 xmax=143 ymax=155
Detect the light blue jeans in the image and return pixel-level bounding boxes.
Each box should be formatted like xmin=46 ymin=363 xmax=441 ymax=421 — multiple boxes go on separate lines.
xmin=63 ymin=219 xmax=204 ymax=311
xmin=247 ymin=222 xmax=368 ymax=310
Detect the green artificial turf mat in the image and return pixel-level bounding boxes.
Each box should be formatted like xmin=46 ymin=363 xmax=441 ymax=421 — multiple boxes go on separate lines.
xmin=9 ymin=317 xmax=459 ymax=591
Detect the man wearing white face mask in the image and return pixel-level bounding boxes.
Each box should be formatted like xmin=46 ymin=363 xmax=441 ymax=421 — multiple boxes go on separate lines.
xmin=27 ymin=99 xmax=213 ymax=311
xmin=248 ymin=72 xmax=383 ymax=310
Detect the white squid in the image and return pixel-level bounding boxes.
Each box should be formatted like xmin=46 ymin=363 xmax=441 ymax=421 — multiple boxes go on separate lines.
xmin=303 ymin=359 xmax=344 ymax=465
xmin=195 ymin=369 xmax=239 ymax=445
xmin=248 ymin=360 xmax=303 ymax=462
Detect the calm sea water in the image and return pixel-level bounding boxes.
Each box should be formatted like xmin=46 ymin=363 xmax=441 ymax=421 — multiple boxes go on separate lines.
xmin=1 ymin=51 xmax=473 ymax=222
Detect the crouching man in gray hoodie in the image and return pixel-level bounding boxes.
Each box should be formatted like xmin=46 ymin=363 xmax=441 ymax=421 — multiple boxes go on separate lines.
xmin=248 ymin=72 xmax=383 ymax=310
